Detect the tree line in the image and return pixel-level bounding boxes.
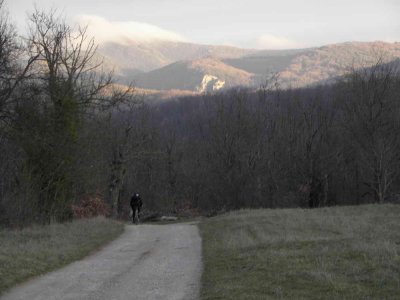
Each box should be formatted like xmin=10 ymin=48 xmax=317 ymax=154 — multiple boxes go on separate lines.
xmin=146 ymin=62 xmax=400 ymax=213
xmin=1 ymin=3 xmax=399 ymax=226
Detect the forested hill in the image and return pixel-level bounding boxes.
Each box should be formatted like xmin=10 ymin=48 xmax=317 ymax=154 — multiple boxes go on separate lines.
xmin=98 ymin=41 xmax=400 ymax=91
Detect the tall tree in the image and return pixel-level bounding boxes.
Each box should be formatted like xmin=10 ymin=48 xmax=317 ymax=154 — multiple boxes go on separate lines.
xmin=12 ymin=9 xmax=118 ymax=222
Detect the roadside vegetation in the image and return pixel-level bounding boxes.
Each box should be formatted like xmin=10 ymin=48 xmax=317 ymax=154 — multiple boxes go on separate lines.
xmin=0 ymin=217 xmax=124 ymax=294
xmin=200 ymin=204 xmax=400 ymax=299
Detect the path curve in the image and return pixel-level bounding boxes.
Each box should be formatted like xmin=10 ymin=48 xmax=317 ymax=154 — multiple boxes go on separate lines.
xmin=1 ymin=223 xmax=202 ymax=300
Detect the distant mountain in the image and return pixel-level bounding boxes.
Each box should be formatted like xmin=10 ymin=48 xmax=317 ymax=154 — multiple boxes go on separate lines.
xmin=223 ymin=48 xmax=312 ymax=76
xmin=276 ymin=41 xmax=400 ymax=87
xmin=133 ymin=57 xmax=254 ymax=92
xmin=222 ymin=42 xmax=400 ymax=87
xmin=97 ymin=41 xmax=400 ymax=92
xmin=98 ymin=40 xmax=256 ymax=72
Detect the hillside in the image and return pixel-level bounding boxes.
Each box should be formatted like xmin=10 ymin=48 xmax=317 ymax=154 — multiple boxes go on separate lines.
xmin=222 ymin=48 xmax=312 ymax=75
xmin=278 ymin=41 xmax=400 ymax=87
xmin=98 ymin=40 xmax=256 ymax=72
xmin=223 ymin=41 xmax=400 ymax=88
xmin=134 ymin=57 xmax=254 ymax=92
xmin=98 ymin=41 xmax=400 ymax=92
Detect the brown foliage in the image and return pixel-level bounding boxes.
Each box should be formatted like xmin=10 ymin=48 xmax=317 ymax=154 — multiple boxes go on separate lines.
xmin=175 ymin=200 xmax=200 ymax=218
xmin=71 ymin=193 xmax=111 ymax=218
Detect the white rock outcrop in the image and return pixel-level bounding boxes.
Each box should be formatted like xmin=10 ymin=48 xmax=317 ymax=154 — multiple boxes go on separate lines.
xmin=196 ymin=74 xmax=225 ymax=92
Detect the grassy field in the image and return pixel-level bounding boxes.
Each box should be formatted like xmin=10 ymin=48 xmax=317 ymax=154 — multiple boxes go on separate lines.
xmin=0 ymin=217 xmax=124 ymax=294
xmin=200 ymin=204 xmax=400 ymax=299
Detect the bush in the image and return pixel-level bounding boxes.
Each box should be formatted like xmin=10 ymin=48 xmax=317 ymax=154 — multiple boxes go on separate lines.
xmin=175 ymin=200 xmax=201 ymax=218
xmin=71 ymin=193 xmax=111 ymax=218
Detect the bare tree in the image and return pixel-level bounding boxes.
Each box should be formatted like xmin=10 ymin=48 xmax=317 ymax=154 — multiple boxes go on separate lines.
xmin=106 ymin=97 xmax=155 ymax=218
xmin=0 ymin=1 xmax=39 ymax=124
xmin=338 ymin=60 xmax=400 ymax=203
xmin=10 ymin=8 xmax=123 ymax=222
xmin=27 ymin=9 xmax=114 ymax=109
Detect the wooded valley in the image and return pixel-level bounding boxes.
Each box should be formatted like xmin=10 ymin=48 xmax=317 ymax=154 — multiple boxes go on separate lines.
xmin=1 ymin=4 xmax=400 ymax=226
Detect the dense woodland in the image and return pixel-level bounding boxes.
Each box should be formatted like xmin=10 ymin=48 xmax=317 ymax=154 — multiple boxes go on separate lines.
xmin=1 ymin=4 xmax=400 ymax=226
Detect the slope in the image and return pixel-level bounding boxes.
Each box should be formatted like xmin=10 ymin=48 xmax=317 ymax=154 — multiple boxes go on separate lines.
xmin=98 ymin=40 xmax=256 ymax=72
xmin=134 ymin=57 xmax=254 ymax=92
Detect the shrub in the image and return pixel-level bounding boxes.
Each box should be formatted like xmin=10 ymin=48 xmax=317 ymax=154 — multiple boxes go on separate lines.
xmin=71 ymin=193 xmax=111 ymax=218
xmin=175 ymin=200 xmax=200 ymax=218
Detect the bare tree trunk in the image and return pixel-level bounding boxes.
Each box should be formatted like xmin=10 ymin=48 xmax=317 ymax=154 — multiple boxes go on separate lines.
xmin=323 ymin=173 xmax=329 ymax=206
xmin=108 ymin=148 xmax=126 ymax=218
xmin=355 ymin=163 xmax=360 ymax=205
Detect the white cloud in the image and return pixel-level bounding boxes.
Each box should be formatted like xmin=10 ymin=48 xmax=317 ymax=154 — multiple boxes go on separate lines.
xmin=75 ymin=15 xmax=187 ymax=45
xmin=257 ymin=34 xmax=302 ymax=49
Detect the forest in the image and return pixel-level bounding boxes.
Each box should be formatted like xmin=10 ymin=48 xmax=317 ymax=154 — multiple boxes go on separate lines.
xmin=1 ymin=4 xmax=400 ymax=226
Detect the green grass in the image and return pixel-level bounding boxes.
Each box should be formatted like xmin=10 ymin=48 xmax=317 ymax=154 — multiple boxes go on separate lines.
xmin=200 ymin=204 xmax=400 ymax=299
xmin=0 ymin=217 xmax=124 ymax=294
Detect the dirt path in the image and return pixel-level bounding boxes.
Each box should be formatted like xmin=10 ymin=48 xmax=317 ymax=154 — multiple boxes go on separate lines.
xmin=1 ymin=223 xmax=202 ymax=300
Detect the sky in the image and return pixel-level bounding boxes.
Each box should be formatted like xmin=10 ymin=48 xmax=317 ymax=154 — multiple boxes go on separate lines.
xmin=5 ymin=0 xmax=400 ymax=49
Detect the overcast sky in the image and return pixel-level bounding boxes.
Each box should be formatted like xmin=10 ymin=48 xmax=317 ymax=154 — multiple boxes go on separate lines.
xmin=6 ymin=0 xmax=400 ymax=49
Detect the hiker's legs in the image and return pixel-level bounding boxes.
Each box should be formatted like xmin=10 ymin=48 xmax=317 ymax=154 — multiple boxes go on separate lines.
xmin=132 ymin=207 xmax=136 ymax=224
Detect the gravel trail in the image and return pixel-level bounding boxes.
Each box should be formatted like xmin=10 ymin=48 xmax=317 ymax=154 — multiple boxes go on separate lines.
xmin=1 ymin=223 xmax=202 ymax=300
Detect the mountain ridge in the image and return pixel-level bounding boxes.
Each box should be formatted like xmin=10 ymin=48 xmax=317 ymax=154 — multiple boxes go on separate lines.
xmin=133 ymin=57 xmax=254 ymax=92
xmin=98 ymin=40 xmax=257 ymax=72
xmin=97 ymin=40 xmax=400 ymax=92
